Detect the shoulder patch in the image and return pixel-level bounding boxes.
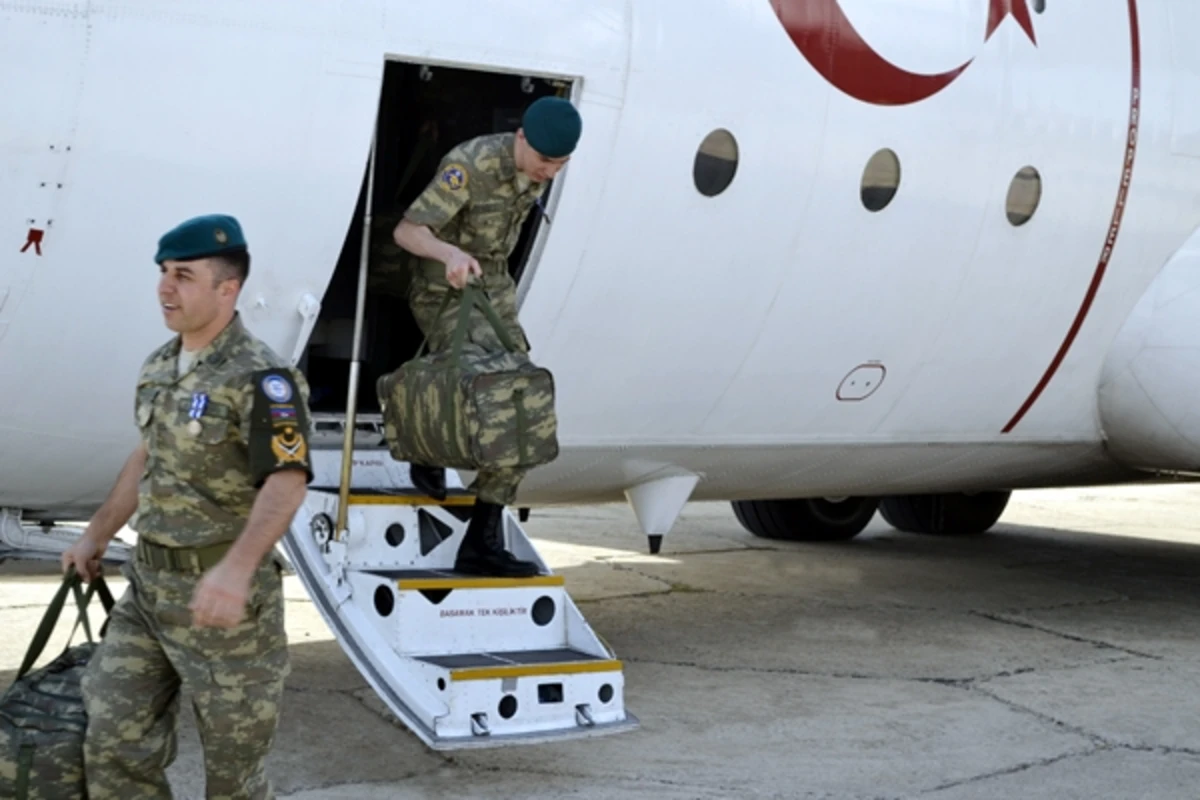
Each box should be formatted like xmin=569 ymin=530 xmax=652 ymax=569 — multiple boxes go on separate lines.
xmin=247 ymin=368 xmax=312 ymax=487
xmin=440 ymin=163 xmax=469 ymax=192
xmin=261 ymin=373 xmax=293 ymax=403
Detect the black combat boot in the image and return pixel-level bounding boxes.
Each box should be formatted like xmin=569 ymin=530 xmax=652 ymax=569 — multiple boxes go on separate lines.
xmin=455 ymin=501 xmax=540 ymax=577
xmin=409 ymin=463 xmax=446 ymax=501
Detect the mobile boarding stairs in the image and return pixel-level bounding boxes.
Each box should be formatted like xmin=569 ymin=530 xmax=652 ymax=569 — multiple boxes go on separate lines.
xmin=281 ymin=412 xmax=638 ymax=750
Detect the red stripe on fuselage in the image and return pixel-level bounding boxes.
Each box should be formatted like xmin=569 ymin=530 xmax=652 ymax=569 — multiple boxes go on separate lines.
xmin=1001 ymin=0 xmax=1141 ymax=433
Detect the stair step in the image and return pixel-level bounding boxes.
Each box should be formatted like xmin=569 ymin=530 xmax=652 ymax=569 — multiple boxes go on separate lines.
xmin=321 ymin=494 xmax=548 ymax=574
xmin=347 ymin=568 xmax=569 ymax=657
xmin=384 ymin=570 xmax=564 ymax=591
xmin=418 ymin=648 xmax=622 ymax=681
xmin=409 ymin=648 xmax=627 ymax=743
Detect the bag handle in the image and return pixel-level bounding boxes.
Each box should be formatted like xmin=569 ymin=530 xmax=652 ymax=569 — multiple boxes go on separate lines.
xmin=16 ymin=567 xmax=115 ymax=680
xmin=468 ymin=285 xmax=519 ymax=352
xmin=64 ymin=573 xmax=115 ymax=651
xmin=411 ymin=278 xmax=519 ymax=362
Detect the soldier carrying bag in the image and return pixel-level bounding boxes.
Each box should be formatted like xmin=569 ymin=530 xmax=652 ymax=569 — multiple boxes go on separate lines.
xmin=377 ymin=282 xmax=559 ymax=473
xmin=0 ymin=567 xmax=114 ymax=799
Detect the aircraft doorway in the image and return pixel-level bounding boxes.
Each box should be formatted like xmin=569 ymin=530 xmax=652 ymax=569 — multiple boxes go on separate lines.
xmin=298 ymin=60 xmax=571 ymax=420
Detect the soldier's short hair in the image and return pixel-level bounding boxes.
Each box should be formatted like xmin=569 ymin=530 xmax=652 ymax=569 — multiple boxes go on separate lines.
xmin=211 ymin=249 xmax=251 ymax=287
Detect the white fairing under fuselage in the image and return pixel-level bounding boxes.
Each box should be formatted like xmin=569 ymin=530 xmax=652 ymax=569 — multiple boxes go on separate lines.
xmin=1 ymin=0 xmax=1199 ymax=520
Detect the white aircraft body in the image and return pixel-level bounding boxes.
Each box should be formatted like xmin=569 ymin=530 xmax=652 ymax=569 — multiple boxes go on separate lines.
xmin=3 ymin=0 xmax=1200 ymax=530
xmin=2 ymin=0 xmax=1200 ymax=748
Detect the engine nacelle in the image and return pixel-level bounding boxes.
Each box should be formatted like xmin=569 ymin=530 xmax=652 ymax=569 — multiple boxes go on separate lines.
xmin=1098 ymin=227 xmax=1200 ymax=472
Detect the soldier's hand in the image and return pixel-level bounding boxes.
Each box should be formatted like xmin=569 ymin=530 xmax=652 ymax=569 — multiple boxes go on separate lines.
xmin=190 ymin=560 xmax=252 ymax=628
xmin=62 ymin=535 xmax=105 ymax=583
xmin=445 ymin=249 xmax=482 ymax=289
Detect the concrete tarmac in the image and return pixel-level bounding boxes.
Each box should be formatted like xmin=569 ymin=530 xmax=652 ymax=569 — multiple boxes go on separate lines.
xmin=4 ymin=483 xmax=1200 ymax=798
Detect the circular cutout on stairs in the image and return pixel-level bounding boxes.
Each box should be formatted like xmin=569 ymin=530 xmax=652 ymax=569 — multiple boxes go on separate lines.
xmin=531 ymin=596 xmax=556 ymax=626
xmin=599 ymin=684 xmax=614 ymax=704
xmin=374 ymin=585 xmax=395 ymax=617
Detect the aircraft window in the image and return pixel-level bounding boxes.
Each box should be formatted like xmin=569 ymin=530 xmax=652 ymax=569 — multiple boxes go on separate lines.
xmin=860 ymin=148 xmax=901 ymax=212
xmin=693 ymin=129 xmax=739 ymax=197
xmin=1005 ymin=166 xmax=1042 ymax=226
xmin=1033 ymin=0 xmax=1046 ymax=12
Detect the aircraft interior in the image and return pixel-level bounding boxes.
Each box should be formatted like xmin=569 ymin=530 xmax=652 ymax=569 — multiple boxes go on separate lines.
xmin=297 ymin=60 xmax=568 ymax=417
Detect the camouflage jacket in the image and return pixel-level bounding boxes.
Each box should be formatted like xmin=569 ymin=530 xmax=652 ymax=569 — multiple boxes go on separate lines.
xmin=403 ymin=132 xmax=547 ymax=269
xmin=131 ymin=313 xmax=314 ymax=548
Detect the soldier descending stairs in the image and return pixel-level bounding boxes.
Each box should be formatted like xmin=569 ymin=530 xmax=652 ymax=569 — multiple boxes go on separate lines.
xmin=373 ymin=95 xmax=583 ymax=580
xmin=280 ymin=95 xmax=636 ymax=748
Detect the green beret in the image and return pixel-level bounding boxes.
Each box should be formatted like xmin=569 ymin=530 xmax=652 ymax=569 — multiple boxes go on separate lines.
xmin=522 ymin=97 xmax=582 ymax=159
xmin=155 ymin=214 xmax=247 ymax=264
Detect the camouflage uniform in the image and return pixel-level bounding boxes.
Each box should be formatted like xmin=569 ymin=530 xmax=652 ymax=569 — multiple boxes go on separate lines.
xmin=402 ymin=132 xmax=547 ymax=505
xmin=82 ymin=313 xmax=313 ymax=799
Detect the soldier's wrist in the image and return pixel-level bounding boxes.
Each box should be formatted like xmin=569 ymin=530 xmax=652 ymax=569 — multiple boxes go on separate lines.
xmin=81 ymin=527 xmax=114 ymax=548
xmin=214 ymin=541 xmax=257 ymax=577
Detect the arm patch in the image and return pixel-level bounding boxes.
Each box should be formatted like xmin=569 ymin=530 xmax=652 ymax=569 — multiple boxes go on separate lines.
xmin=403 ymin=152 xmax=472 ymax=229
xmin=246 ymin=368 xmax=313 ymax=487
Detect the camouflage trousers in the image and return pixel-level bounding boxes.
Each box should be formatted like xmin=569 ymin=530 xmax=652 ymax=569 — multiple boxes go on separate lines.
xmin=81 ymin=557 xmax=289 ymax=800
xmin=408 ymin=265 xmax=529 ymax=506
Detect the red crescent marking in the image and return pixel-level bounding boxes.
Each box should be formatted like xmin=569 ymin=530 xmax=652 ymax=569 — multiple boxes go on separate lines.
xmin=771 ymin=0 xmax=1037 ymax=106
xmin=1002 ymin=0 xmax=1141 ymax=433
xmin=771 ymin=0 xmax=970 ymax=105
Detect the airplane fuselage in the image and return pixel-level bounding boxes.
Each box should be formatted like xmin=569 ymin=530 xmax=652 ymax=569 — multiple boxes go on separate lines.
xmin=3 ymin=0 xmax=1200 ymax=520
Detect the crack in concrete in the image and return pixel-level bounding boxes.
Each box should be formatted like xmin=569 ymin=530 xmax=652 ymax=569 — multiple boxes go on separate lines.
xmin=914 ymin=746 xmax=1107 ymax=796
xmin=605 ymin=562 xmax=710 ymax=594
xmin=966 ymin=684 xmax=1110 ymax=747
xmin=911 ymin=742 xmax=1200 ymax=798
xmin=276 ymin=769 xmax=447 ymax=797
xmin=446 ymin=762 xmax=825 ymax=798
xmin=573 ymin=589 xmax=1133 ymax=622
xmin=1114 ymin=743 xmax=1200 ymax=758
xmin=623 ymin=655 xmax=1048 ymax=686
xmin=575 ymin=590 xmax=676 ymax=605
xmin=572 ymin=586 xmax=978 ymax=613
xmin=1000 ymin=596 xmax=1130 ymax=614
xmin=969 ymin=610 xmax=1162 ymax=660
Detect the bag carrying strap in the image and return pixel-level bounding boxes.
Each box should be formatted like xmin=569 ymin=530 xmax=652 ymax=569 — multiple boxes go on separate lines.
xmin=412 ymin=280 xmax=519 ymax=362
xmin=15 ymin=743 xmax=35 ymax=800
xmin=16 ymin=567 xmax=115 ymax=681
xmin=64 ymin=576 xmax=115 ymax=649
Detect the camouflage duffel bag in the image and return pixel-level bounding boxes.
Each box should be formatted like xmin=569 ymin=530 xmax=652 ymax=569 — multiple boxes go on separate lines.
xmin=377 ymin=283 xmax=559 ymax=472
xmin=0 ymin=567 xmax=114 ymax=799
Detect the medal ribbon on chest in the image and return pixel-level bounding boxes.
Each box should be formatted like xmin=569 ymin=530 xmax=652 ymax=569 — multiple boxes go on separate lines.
xmin=187 ymin=392 xmax=208 ymax=436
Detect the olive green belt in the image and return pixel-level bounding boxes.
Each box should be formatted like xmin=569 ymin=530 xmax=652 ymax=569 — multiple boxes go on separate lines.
xmin=136 ymin=537 xmax=232 ymax=573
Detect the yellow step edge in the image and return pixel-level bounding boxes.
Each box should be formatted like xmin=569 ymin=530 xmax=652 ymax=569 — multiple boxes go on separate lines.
xmin=348 ymin=494 xmax=475 ymax=507
xmin=397 ymin=575 xmax=564 ymax=591
xmin=451 ymin=659 xmax=623 ymax=682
